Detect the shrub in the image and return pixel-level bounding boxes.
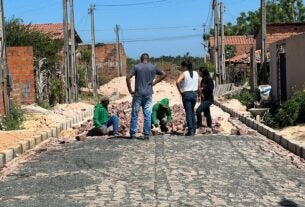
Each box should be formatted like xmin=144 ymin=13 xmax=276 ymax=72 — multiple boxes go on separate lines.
xmin=234 ymin=89 xmax=260 ymax=109
xmin=0 ymin=102 xmax=25 ymax=130
xmin=263 ymin=89 xmax=305 ymax=128
xmin=49 ymin=78 xmax=65 ymax=106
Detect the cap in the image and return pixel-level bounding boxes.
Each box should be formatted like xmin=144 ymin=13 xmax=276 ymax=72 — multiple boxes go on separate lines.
xmin=101 ymin=95 xmax=110 ymax=102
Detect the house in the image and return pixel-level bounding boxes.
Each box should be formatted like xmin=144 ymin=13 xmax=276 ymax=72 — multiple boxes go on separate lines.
xmin=95 ymin=43 xmax=127 ymax=84
xmin=29 ymin=23 xmax=82 ymax=43
xmin=256 ymin=22 xmax=305 ymax=50
xmin=270 ymin=32 xmax=305 ymax=104
xmin=208 ymin=35 xmax=256 ymax=63
xmin=208 ymin=35 xmax=255 ymax=83
xmin=224 ymin=23 xmax=305 ymax=84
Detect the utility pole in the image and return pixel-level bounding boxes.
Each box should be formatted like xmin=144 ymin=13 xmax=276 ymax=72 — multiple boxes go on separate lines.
xmin=260 ymin=0 xmax=267 ymax=84
xmin=114 ymin=24 xmax=122 ymax=77
xmin=220 ymin=1 xmax=226 ymax=83
xmin=69 ymin=0 xmax=77 ymax=102
xmin=213 ymin=0 xmax=220 ymax=85
xmin=63 ymin=0 xmax=70 ymax=103
xmin=89 ymin=4 xmax=97 ymax=97
xmin=0 ymin=0 xmax=10 ymax=115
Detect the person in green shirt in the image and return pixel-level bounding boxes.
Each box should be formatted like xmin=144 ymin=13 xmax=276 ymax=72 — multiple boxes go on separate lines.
xmin=151 ymin=98 xmax=172 ymax=132
xmin=93 ymin=96 xmax=119 ymax=137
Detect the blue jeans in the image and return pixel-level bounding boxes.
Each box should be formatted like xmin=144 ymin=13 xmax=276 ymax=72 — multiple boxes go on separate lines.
xmin=182 ymin=91 xmax=197 ymax=133
xmin=103 ymin=115 xmax=119 ymax=135
xmin=130 ymin=95 xmax=153 ymax=136
xmin=196 ymin=99 xmax=213 ymax=128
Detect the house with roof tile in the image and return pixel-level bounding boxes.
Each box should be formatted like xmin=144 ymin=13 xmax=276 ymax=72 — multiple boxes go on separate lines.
xmin=29 ymin=23 xmax=82 ymax=43
xmin=208 ymin=35 xmax=256 ymax=83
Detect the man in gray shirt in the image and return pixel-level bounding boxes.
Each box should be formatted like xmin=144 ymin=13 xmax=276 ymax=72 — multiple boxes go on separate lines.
xmin=126 ymin=53 xmax=166 ymax=139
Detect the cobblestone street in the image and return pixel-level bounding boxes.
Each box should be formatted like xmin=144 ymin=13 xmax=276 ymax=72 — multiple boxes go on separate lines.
xmin=1 ymin=135 xmax=305 ymax=207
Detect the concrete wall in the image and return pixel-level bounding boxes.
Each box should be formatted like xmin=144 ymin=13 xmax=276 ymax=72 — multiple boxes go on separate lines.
xmin=285 ymin=33 xmax=305 ymax=98
xmin=270 ymin=33 xmax=305 ymax=103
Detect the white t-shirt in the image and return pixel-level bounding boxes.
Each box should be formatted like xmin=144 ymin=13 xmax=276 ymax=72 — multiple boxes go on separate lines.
xmin=181 ymin=70 xmax=198 ymax=92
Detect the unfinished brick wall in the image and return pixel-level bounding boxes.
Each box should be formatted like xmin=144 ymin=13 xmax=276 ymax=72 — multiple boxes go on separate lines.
xmin=7 ymin=46 xmax=35 ymax=105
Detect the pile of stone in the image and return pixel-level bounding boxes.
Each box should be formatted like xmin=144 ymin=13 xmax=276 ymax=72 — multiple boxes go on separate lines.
xmin=107 ymin=102 xmax=222 ymax=136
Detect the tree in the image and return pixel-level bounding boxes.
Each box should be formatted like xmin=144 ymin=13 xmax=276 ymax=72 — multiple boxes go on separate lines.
xmin=212 ymin=0 xmax=305 ymax=36
xmin=5 ymin=17 xmax=64 ymax=106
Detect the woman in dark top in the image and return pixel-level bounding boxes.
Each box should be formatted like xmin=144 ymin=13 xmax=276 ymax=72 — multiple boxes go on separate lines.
xmin=196 ymin=67 xmax=214 ymax=128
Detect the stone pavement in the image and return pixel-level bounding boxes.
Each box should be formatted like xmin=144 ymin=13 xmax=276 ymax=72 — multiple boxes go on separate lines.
xmin=0 ymin=135 xmax=305 ymax=207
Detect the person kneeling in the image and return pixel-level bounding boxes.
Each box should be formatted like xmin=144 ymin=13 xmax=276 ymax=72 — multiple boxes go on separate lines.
xmin=93 ymin=96 xmax=119 ymax=137
xmin=151 ymin=98 xmax=172 ymax=134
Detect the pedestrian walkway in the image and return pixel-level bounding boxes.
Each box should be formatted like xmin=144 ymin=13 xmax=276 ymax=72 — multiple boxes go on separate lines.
xmin=1 ymin=135 xmax=305 ymax=206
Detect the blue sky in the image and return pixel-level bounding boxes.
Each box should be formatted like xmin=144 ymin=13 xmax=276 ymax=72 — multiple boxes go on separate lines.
xmin=4 ymin=0 xmax=262 ymax=59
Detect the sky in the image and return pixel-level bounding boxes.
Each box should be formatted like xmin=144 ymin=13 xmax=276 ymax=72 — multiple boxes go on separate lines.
xmin=4 ymin=0 xmax=262 ymax=59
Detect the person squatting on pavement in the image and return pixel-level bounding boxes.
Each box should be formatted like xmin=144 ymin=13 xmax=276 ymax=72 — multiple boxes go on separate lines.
xmin=93 ymin=96 xmax=119 ymax=137
xmin=176 ymin=60 xmax=200 ymax=136
xmin=126 ymin=53 xmax=167 ymax=140
xmin=196 ymin=67 xmax=214 ymax=129
xmin=151 ymin=98 xmax=172 ymax=133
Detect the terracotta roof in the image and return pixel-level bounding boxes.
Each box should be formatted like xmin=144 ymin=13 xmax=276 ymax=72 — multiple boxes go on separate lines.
xmin=266 ymin=32 xmax=302 ymax=45
xmin=226 ymin=50 xmax=270 ymax=64
xmin=209 ymin=35 xmax=255 ymax=47
xmin=29 ymin=23 xmax=82 ymax=43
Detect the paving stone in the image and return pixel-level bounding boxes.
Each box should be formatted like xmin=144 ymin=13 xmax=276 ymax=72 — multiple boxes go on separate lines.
xmin=20 ymin=141 xmax=30 ymax=152
xmin=0 ymin=153 xmax=5 ymax=167
xmin=3 ymin=149 xmax=14 ymax=163
xmin=34 ymin=135 xmax=42 ymax=145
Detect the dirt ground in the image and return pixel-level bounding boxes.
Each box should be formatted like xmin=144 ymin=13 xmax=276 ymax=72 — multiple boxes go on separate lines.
xmin=0 ymin=103 xmax=93 ymax=152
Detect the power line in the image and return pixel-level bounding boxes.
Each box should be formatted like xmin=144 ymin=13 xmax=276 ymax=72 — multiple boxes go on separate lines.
xmin=95 ymin=0 xmax=169 ymax=7
xmin=121 ymin=34 xmax=202 ymax=43
xmin=78 ymin=25 xmax=203 ymax=32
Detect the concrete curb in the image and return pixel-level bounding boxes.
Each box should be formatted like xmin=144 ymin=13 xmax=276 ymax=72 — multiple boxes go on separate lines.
xmin=214 ymin=100 xmax=305 ymax=160
xmin=0 ymin=108 xmax=94 ymax=168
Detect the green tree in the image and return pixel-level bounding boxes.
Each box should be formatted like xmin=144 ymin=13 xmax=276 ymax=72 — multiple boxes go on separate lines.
xmin=212 ymin=0 xmax=305 ymax=36
xmin=5 ymin=17 xmax=64 ymax=105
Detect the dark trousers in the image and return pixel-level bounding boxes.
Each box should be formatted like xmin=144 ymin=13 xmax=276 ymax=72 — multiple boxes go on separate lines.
xmin=196 ymin=99 xmax=213 ymax=128
xmin=182 ymin=91 xmax=197 ymax=133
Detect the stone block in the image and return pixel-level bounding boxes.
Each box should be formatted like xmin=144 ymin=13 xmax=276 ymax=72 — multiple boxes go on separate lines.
xmin=34 ymin=135 xmax=42 ymax=145
xmin=301 ymin=148 xmax=305 ymax=160
xmin=295 ymin=145 xmax=302 ymax=157
xmin=29 ymin=139 xmax=35 ymax=149
xmin=280 ymin=137 xmax=288 ymax=150
xmin=267 ymin=129 xmax=275 ymax=141
xmin=14 ymin=144 xmax=23 ymax=155
xmin=261 ymin=127 xmax=268 ymax=137
xmin=4 ymin=149 xmax=14 ymax=163
xmin=257 ymin=124 xmax=264 ymax=134
xmin=287 ymin=141 xmax=296 ymax=154
xmin=51 ymin=127 xmax=57 ymax=137
xmin=245 ymin=118 xmax=251 ymax=127
xmin=20 ymin=141 xmax=30 ymax=152
xmin=274 ymin=133 xmax=281 ymax=144
xmin=66 ymin=119 xmax=71 ymax=129
xmin=61 ymin=122 xmax=66 ymax=131
xmin=41 ymin=131 xmax=48 ymax=140
xmin=56 ymin=124 xmax=61 ymax=133
xmin=0 ymin=153 xmax=5 ymax=167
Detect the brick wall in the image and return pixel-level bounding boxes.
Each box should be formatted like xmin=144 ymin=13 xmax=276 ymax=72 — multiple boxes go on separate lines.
xmin=7 ymin=47 xmax=35 ymax=105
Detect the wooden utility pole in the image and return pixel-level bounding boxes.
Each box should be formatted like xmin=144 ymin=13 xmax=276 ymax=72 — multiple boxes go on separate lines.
xmin=69 ymin=0 xmax=77 ymax=102
xmin=63 ymin=0 xmax=70 ymax=103
xmin=250 ymin=45 xmax=257 ymax=91
xmin=213 ymin=0 xmax=220 ymax=85
xmin=114 ymin=24 xmax=122 ymax=77
xmin=220 ymin=1 xmax=226 ymax=83
xmin=260 ymin=0 xmax=267 ymax=84
xmin=0 ymin=0 xmax=10 ymax=115
xmin=89 ymin=4 xmax=97 ymax=97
